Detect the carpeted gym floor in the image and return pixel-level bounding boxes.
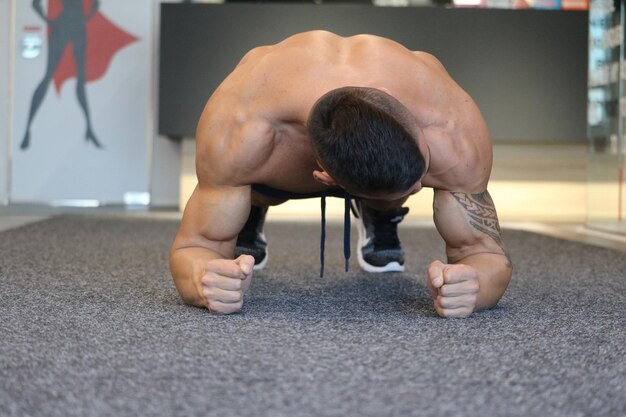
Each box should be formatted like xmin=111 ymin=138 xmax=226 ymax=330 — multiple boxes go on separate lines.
xmin=0 ymin=215 xmax=624 ymax=417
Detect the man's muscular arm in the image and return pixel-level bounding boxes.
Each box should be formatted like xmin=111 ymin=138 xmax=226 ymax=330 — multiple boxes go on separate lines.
xmin=170 ymin=182 xmax=252 ymax=310
xmin=169 ymin=110 xmax=272 ymax=313
xmin=429 ymin=189 xmax=512 ymax=318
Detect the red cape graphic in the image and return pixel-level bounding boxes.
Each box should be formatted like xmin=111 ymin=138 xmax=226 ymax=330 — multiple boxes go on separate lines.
xmin=48 ymin=0 xmax=139 ymax=94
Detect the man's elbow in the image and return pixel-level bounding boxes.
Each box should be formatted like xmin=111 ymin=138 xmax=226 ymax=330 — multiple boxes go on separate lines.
xmin=169 ymin=248 xmax=204 ymax=308
xmin=479 ymin=265 xmax=512 ymax=310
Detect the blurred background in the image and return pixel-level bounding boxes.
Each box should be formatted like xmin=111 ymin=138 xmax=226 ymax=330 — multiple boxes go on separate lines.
xmin=1 ymin=0 xmax=624 ymax=244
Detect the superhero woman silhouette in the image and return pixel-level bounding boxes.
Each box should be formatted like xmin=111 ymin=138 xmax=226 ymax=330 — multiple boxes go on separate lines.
xmin=21 ymin=0 xmax=137 ymax=150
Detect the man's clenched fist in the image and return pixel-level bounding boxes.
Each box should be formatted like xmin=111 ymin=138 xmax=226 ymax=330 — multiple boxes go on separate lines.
xmin=428 ymin=260 xmax=479 ymax=318
xmin=197 ymin=254 xmax=254 ymax=314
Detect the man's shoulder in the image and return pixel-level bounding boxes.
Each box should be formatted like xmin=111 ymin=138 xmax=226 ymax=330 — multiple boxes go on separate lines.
xmin=422 ymin=128 xmax=492 ymax=193
xmin=196 ymin=113 xmax=276 ymax=187
xmin=412 ymin=51 xmax=446 ymax=70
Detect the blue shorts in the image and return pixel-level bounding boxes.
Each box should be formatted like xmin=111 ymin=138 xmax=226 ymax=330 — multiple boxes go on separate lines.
xmin=251 ymin=183 xmax=349 ymax=200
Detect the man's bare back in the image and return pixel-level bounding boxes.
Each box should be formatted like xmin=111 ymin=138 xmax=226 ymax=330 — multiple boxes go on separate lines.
xmin=197 ymin=31 xmax=490 ymax=194
xmin=171 ymin=31 xmax=512 ymax=318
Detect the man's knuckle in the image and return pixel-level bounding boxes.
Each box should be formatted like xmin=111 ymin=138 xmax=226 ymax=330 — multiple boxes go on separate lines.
xmin=439 ymin=297 xmax=453 ymax=308
xmin=446 ymin=309 xmax=463 ymax=318
xmin=229 ymin=263 xmax=243 ymax=277
xmin=200 ymin=273 xmax=212 ymax=285
xmin=207 ymin=300 xmax=220 ymax=313
xmin=203 ymin=287 xmax=213 ymax=299
xmin=226 ymin=302 xmax=243 ymax=314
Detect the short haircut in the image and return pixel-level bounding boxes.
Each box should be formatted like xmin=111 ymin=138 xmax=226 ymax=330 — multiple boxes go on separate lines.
xmin=308 ymin=87 xmax=426 ymax=194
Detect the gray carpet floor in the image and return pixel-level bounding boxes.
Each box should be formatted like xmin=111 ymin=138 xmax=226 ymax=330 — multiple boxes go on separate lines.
xmin=0 ymin=214 xmax=624 ymax=417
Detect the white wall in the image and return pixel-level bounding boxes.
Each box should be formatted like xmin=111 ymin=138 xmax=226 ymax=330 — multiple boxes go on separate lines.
xmin=0 ymin=0 xmax=10 ymax=205
xmin=0 ymin=0 xmax=181 ymax=207
xmin=149 ymin=0 xmax=181 ymax=208
xmin=11 ymin=0 xmax=153 ymax=203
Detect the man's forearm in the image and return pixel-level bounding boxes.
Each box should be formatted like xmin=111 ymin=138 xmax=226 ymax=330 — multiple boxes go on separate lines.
xmin=456 ymin=252 xmax=512 ymax=311
xmin=169 ymin=246 xmax=224 ymax=307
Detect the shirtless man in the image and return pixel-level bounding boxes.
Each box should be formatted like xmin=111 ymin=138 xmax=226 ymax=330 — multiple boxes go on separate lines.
xmin=170 ymin=31 xmax=512 ymax=318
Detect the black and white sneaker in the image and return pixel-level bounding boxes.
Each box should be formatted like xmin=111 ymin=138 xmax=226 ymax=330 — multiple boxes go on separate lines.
xmin=234 ymin=205 xmax=269 ymax=270
xmin=351 ymin=199 xmax=409 ymax=273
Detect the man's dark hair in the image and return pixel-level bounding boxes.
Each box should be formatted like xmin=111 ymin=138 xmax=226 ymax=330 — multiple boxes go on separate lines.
xmin=307 ymin=87 xmax=426 ymax=194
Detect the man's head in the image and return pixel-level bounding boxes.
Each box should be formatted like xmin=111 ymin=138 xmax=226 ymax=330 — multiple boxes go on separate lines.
xmin=307 ymin=87 xmax=426 ymax=198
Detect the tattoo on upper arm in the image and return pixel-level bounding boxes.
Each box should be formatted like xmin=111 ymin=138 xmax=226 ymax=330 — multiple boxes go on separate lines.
xmin=450 ymin=191 xmax=512 ymax=267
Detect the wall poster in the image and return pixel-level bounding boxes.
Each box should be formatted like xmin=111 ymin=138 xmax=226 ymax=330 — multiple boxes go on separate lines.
xmin=11 ymin=0 xmax=153 ymax=205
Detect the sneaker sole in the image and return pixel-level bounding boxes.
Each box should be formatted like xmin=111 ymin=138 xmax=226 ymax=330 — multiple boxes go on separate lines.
xmin=353 ymin=205 xmax=405 ymax=273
